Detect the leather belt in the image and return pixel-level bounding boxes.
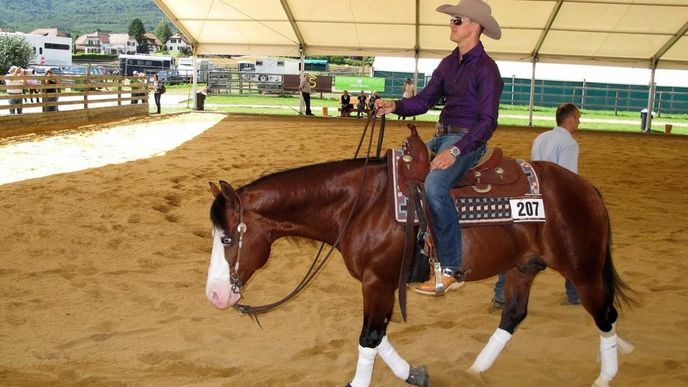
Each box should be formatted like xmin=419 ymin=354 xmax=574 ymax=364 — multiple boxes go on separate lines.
xmin=435 ymin=122 xmax=470 ymax=136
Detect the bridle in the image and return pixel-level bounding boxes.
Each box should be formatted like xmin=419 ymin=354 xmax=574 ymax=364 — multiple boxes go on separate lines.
xmin=219 ymin=196 xmax=246 ymax=297
xmin=218 ymin=109 xmax=386 ymax=325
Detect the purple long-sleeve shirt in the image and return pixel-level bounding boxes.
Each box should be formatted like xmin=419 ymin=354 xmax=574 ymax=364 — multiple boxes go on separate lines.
xmin=395 ymin=42 xmax=503 ymax=154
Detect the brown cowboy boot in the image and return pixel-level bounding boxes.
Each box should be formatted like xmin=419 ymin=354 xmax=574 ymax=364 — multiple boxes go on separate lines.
xmin=414 ymin=271 xmax=464 ymax=296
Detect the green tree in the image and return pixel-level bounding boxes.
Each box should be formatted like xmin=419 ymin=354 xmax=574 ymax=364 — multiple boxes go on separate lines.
xmin=128 ymin=18 xmax=149 ymax=54
xmin=0 ymin=34 xmax=34 ymax=75
xmin=154 ymin=18 xmax=172 ymax=48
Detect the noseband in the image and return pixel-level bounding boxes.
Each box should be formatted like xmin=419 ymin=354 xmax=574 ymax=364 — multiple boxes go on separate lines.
xmin=220 ymin=194 xmax=247 ymax=298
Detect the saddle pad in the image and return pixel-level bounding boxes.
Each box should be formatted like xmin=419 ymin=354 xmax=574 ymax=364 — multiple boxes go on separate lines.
xmin=390 ymin=149 xmax=545 ymax=227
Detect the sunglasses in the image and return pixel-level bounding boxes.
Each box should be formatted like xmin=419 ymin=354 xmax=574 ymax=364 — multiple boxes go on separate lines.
xmin=450 ymin=16 xmax=471 ymax=26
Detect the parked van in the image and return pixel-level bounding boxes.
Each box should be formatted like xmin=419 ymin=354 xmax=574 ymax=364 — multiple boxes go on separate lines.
xmin=177 ymin=57 xmax=209 ymax=82
xmin=31 ymin=65 xmax=64 ymax=75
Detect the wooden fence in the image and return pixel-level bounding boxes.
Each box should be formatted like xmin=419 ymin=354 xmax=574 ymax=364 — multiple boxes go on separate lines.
xmin=0 ymin=75 xmax=150 ymax=138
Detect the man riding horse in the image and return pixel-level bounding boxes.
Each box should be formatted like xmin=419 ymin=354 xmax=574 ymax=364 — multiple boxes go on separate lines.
xmin=375 ymin=0 xmax=504 ymax=296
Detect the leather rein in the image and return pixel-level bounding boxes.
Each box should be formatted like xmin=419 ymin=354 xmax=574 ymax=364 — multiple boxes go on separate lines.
xmin=226 ymin=111 xmax=385 ymax=325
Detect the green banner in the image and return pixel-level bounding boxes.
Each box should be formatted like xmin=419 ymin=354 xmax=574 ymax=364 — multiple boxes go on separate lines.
xmin=334 ymin=76 xmax=385 ymax=92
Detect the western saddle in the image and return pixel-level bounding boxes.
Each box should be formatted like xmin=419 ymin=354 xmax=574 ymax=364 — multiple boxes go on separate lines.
xmin=397 ymin=124 xmax=529 ymax=198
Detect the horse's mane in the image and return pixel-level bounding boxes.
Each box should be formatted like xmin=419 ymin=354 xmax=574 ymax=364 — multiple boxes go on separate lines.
xmin=243 ymin=157 xmax=385 ymax=190
xmin=209 ymin=157 xmax=387 ymax=233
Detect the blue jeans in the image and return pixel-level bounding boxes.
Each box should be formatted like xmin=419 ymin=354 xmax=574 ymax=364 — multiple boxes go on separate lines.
xmin=154 ymin=92 xmax=161 ymax=113
xmin=425 ymin=134 xmax=486 ymax=270
xmin=9 ymin=97 xmax=22 ymax=114
xmin=493 ymin=272 xmax=579 ymax=304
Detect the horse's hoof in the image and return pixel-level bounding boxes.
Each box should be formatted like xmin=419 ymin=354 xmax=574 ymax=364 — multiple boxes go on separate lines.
xmin=405 ymin=365 xmax=429 ymax=387
xmin=467 ymin=365 xmax=481 ymax=374
xmin=592 ymin=375 xmax=610 ymax=387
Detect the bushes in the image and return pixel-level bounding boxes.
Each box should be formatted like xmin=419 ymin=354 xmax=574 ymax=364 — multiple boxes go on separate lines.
xmin=73 ymin=54 xmax=118 ymax=61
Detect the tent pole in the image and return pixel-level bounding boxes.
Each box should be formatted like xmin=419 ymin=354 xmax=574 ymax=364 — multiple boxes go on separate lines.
xmin=299 ymin=47 xmax=305 ymax=115
xmin=528 ymin=57 xmax=537 ymax=127
xmin=413 ymin=0 xmax=420 ymax=90
xmin=645 ymin=62 xmax=657 ymax=132
xmin=191 ymin=56 xmax=198 ymax=109
xmin=413 ymin=50 xmax=419 ymax=88
xmin=191 ymin=46 xmax=198 ymax=110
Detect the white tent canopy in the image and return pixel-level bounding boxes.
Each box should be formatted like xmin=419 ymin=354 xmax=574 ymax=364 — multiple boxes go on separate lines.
xmin=154 ymin=0 xmax=688 ymax=69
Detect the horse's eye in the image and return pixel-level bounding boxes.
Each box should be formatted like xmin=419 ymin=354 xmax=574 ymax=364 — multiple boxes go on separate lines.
xmin=221 ymin=236 xmax=233 ymax=246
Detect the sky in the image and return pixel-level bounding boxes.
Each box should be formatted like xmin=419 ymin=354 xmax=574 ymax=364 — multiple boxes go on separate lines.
xmin=373 ymin=57 xmax=688 ymax=88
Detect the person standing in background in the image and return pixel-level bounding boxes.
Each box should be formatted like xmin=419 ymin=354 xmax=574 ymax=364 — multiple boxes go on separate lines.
xmin=6 ymin=66 xmax=25 ymax=114
xmin=299 ymin=72 xmax=314 ymax=116
xmin=398 ymin=78 xmax=416 ymax=120
xmin=43 ymin=69 xmax=60 ymax=112
xmin=491 ymin=103 xmax=582 ymax=309
xmin=24 ymin=68 xmax=40 ymax=103
xmin=152 ymin=73 xmax=162 ymax=114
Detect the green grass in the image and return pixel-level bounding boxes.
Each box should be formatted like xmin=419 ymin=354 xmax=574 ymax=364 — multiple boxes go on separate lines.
xmin=163 ymin=87 xmax=688 ymax=135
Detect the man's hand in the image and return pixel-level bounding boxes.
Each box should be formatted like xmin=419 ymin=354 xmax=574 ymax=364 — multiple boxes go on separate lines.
xmin=374 ymin=99 xmax=396 ymax=116
xmin=430 ymin=149 xmax=457 ymax=170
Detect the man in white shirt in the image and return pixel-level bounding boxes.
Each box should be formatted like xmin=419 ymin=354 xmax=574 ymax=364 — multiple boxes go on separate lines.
xmin=531 ymin=103 xmax=580 ymax=172
xmin=492 ymin=103 xmax=581 ymax=309
xmin=397 ymin=78 xmax=416 ymax=120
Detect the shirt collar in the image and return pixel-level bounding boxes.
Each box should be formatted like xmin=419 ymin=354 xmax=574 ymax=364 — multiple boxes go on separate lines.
xmin=452 ymin=41 xmax=486 ymax=62
xmin=555 ymin=126 xmax=574 ymax=138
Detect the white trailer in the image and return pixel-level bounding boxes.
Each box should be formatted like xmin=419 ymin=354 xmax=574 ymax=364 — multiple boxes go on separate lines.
xmin=236 ymin=58 xmax=300 ymax=92
xmin=177 ymin=57 xmax=210 ymax=82
xmin=254 ymin=58 xmax=299 ymax=79
xmin=0 ymin=32 xmax=72 ymax=66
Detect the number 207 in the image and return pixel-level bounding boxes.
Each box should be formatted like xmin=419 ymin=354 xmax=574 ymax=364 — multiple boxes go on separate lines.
xmin=516 ymin=201 xmax=539 ymax=217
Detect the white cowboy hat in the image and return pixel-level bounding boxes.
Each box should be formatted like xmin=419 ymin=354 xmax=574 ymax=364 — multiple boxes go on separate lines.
xmin=436 ymin=0 xmax=501 ymax=40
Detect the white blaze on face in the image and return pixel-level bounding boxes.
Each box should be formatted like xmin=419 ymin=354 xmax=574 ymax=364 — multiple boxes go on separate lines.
xmin=206 ymin=227 xmax=232 ymax=309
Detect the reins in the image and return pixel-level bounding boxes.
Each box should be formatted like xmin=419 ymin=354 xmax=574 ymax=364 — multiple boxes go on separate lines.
xmin=232 ymin=110 xmax=384 ymax=325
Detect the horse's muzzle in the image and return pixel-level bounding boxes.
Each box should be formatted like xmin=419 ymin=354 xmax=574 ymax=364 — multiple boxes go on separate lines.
xmin=206 ymin=279 xmax=241 ymax=309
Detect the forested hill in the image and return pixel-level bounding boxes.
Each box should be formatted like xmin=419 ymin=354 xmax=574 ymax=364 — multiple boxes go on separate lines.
xmin=0 ymin=0 xmax=165 ymax=36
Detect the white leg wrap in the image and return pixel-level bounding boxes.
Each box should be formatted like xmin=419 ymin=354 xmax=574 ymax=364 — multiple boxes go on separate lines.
xmin=377 ymin=336 xmax=411 ymax=380
xmin=597 ymin=333 xmax=619 ymax=384
xmin=468 ymin=328 xmax=512 ymax=373
xmin=350 ymin=345 xmax=378 ymax=387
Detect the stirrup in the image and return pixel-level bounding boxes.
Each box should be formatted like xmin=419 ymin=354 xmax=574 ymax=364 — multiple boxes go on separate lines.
xmin=432 ymin=260 xmax=445 ymax=295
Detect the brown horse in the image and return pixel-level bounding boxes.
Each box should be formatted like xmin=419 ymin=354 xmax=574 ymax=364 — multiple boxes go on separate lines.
xmin=205 ymin=154 xmax=633 ymax=386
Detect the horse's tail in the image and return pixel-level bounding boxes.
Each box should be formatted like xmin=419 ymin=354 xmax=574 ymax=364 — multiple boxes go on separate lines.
xmin=598 ymin=187 xmax=637 ymax=310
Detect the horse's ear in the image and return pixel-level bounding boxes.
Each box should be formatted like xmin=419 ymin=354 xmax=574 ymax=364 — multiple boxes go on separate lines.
xmin=209 ymin=182 xmax=221 ymax=198
xmin=219 ymin=180 xmax=238 ymax=203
